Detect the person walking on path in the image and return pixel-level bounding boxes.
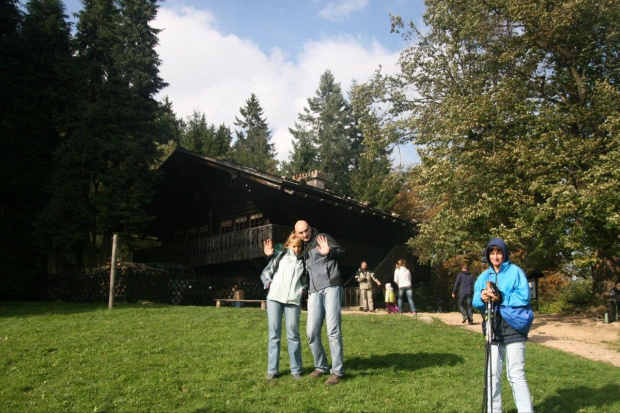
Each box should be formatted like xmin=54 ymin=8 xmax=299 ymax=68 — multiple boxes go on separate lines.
xmin=264 ymin=220 xmax=346 ymax=385
xmin=473 ymin=238 xmax=534 ymax=413
xmin=355 ymin=261 xmax=381 ymax=312
xmin=394 ymin=259 xmax=417 ymax=315
xmin=260 ymin=233 xmax=307 ymax=380
xmin=452 ymin=262 xmax=475 ymax=325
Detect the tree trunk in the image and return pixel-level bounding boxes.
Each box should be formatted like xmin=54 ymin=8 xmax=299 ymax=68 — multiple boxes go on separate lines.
xmin=592 ymin=251 xmax=620 ymax=303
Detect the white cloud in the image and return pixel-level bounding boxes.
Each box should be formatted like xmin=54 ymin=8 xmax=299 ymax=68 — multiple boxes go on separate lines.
xmin=154 ymin=6 xmax=401 ymax=163
xmin=318 ymin=0 xmax=369 ymax=22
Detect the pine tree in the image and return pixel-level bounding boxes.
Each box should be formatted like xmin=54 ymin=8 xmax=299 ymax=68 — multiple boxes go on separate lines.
xmin=155 ymin=96 xmax=183 ymax=164
xmin=282 ymin=124 xmax=318 ymax=177
xmin=38 ymin=0 xmax=168 ymax=266
xmin=231 ymin=93 xmax=278 ymax=173
xmin=0 ymin=0 xmax=79 ymax=298
xmin=288 ymin=70 xmax=358 ymax=196
xmin=348 ymin=82 xmax=400 ymax=211
xmin=180 ymin=110 xmax=232 ymax=158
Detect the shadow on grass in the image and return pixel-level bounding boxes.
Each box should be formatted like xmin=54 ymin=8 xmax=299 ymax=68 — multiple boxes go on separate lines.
xmin=346 ymin=351 xmax=464 ymax=376
xmin=538 ymin=383 xmax=620 ymax=412
xmin=0 ymin=300 xmax=166 ymax=318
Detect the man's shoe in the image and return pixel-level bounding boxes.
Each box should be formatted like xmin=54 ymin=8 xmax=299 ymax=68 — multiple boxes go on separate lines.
xmin=468 ymin=321 xmax=474 ymax=325
xmin=292 ymin=373 xmax=302 ymax=380
xmin=266 ymin=373 xmax=280 ymax=380
xmin=412 ymin=311 xmax=418 ymax=316
xmin=462 ymin=317 xmax=467 ymax=323
xmin=325 ymin=374 xmax=341 ymax=385
xmin=308 ymin=370 xmax=326 ymax=378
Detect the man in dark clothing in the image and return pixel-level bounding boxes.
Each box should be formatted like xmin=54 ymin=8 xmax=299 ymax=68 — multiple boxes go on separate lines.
xmin=452 ymin=263 xmax=475 ymax=324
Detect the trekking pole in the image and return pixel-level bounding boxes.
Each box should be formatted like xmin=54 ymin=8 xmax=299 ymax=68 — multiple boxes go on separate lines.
xmin=482 ymin=281 xmax=494 ymax=413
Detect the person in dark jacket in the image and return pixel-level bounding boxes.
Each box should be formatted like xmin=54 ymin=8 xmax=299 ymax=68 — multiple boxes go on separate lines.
xmin=264 ymin=220 xmax=346 ymax=385
xmin=473 ymin=238 xmax=534 ymax=413
xmin=452 ymin=263 xmax=475 ymax=324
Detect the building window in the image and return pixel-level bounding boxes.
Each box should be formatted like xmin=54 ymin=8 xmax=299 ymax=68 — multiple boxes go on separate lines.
xmin=234 ymin=216 xmax=248 ymax=231
xmin=199 ymin=225 xmax=210 ymax=238
xmin=220 ymin=220 xmax=232 ymax=234
xmin=249 ymin=213 xmax=264 ymax=228
xmin=174 ymin=230 xmax=186 ymax=242
xmin=187 ymin=229 xmax=197 ymax=240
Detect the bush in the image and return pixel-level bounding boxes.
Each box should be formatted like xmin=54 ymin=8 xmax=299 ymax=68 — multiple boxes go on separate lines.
xmin=539 ymin=278 xmax=593 ymax=314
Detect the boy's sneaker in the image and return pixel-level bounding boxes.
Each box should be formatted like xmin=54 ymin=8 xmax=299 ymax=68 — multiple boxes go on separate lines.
xmin=308 ymin=370 xmax=326 ymax=378
xmin=292 ymin=373 xmax=302 ymax=380
xmin=266 ymin=373 xmax=280 ymax=380
xmin=325 ymin=374 xmax=342 ymax=385
xmin=412 ymin=311 xmax=418 ymax=316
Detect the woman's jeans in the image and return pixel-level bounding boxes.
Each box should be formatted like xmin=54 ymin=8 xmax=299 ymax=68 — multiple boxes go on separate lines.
xmin=267 ymin=299 xmax=302 ymax=375
xmin=487 ymin=341 xmax=533 ymax=412
xmin=306 ymin=285 xmax=344 ymax=376
xmin=397 ymin=286 xmax=416 ymax=313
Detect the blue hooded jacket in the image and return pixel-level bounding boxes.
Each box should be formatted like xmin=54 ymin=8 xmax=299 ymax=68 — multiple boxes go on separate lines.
xmin=473 ymin=238 xmax=534 ymax=337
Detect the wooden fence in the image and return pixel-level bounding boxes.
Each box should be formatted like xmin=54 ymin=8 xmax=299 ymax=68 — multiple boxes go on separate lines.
xmin=47 ymin=263 xmax=264 ymax=306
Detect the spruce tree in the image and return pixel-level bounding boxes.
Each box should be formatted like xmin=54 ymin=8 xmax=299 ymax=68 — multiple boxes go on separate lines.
xmin=349 ymin=82 xmax=400 ymax=211
xmin=180 ymin=110 xmax=232 ymax=158
xmin=283 ymin=125 xmax=318 ymax=177
xmin=288 ymin=70 xmax=357 ymax=196
xmin=39 ymin=0 xmax=168 ymax=266
xmin=231 ymin=93 xmax=278 ymax=173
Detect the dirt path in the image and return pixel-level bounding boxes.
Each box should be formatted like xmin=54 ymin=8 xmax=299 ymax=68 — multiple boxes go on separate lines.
xmin=343 ymin=309 xmax=620 ymax=367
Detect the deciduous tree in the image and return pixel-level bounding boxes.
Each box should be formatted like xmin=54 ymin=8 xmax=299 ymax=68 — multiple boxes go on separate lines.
xmin=382 ymin=0 xmax=620 ymax=298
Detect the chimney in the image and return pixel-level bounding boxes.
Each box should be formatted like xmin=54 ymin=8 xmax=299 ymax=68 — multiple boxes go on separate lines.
xmin=292 ymin=170 xmax=327 ymax=190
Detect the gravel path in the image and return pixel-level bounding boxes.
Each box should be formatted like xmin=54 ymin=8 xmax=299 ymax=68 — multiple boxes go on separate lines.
xmin=343 ymin=309 xmax=620 ymax=367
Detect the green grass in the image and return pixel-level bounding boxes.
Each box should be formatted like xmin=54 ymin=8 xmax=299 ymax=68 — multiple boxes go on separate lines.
xmin=1 ymin=302 xmax=618 ymax=412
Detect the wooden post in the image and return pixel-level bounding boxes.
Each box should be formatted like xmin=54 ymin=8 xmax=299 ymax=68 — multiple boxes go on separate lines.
xmin=108 ymin=233 xmax=118 ymax=309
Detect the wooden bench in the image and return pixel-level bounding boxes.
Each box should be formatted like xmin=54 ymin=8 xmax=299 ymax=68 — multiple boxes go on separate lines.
xmin=214 ymin=299 xmax=267 ymax=310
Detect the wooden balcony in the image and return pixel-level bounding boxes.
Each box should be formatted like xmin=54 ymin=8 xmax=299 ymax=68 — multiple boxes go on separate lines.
xmin=132 ymin=224 xmax=292 ymax=268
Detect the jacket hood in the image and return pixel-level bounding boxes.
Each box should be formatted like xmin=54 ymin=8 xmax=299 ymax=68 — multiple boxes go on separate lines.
xmin=486 ymin=238 xmax=509 ymax=264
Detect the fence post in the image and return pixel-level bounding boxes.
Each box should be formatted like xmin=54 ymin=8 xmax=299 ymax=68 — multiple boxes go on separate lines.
xmin=108 ymin=233 xmax=118 ymax=309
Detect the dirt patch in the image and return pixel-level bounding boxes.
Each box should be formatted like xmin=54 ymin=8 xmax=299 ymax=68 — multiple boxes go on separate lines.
xmin=343 ymin=309 xmax=620 ymax=367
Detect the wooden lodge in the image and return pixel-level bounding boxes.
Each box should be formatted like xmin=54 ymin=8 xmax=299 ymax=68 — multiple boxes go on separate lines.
xmin=131 ymin=148 xmax=430 ymax=306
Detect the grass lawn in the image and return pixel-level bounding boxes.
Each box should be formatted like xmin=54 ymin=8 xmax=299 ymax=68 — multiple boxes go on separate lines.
xmin=1 ymin=301 xmax=618 ymax=412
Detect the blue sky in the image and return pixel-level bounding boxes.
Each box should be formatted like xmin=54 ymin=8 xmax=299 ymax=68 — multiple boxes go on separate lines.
xmin=61 ymin=0 xmax=426 ymax=165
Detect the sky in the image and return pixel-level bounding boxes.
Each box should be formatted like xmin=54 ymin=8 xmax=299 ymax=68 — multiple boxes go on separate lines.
xmin=61 ymin=0 xmax=426 ymax=165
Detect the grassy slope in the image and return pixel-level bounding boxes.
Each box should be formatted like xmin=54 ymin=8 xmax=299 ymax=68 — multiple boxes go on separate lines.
xmin=1 ymin=302 xmax=618 ymax=412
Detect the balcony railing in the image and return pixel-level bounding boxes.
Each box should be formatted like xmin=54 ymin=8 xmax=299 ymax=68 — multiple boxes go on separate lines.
xmin=133 ymin=224 xmax=292 ymax=267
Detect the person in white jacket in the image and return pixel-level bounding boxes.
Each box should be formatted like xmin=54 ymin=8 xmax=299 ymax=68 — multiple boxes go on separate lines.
xmin=394 ymin=259 xmax=417 ymax=315
xmin=260 ymin=233 xmax=308 ymax=380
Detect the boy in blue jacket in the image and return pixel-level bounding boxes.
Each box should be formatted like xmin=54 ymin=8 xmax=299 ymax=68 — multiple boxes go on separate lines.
xmin=473 ymin=238 xmax=534 ymax=413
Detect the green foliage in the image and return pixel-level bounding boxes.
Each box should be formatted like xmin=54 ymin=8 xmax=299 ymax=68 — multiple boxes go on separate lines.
xmin=539 ymin=279 xmax=594 ymax=314
xmin=180 ymin=109 xmax=232 ymax=158
xmin=32 ymin=0 xmax=170 ymax=267
xmin=1 ymin=302 xmax=619 ymax=412
xmin=288 ymin=70 xmax=359 ymax=196
xmin=375 ymin=0 xmax=620 ymax=296
xmin=349 ymin=82 xmax=401 ymax=211
xmin=0 ymin=0 xmax=74 ymax=298
xmin=231 ymin=93 xmax=278 ymax=173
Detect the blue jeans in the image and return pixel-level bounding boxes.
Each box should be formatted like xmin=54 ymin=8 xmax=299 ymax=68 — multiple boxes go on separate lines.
xmin=397 ymin=286 xmax=416 ymax=313
xmin=306 ymin=285 xmax=344 ymax=376
xmin=487 ymin=341 xmax=533 ymax=412
xmin=267 ymin=299 xmax=302 ymax=376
